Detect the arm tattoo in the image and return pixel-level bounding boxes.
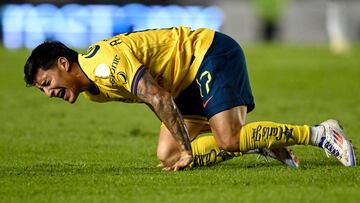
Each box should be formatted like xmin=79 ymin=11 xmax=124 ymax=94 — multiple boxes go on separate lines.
xmin=136 ymin=70 xmax=192 ymax=152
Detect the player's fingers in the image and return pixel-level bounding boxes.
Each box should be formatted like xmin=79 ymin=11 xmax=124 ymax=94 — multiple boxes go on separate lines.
xmin=173 ymin=162 xmax=187 ymax=171
xmin=162 ymin=166 xmax=172 ymax=171
xmin=169 ymin=162 xmax=181 ymax=171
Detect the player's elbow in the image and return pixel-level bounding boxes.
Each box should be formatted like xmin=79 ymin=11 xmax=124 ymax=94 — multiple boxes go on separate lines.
xmin=151 ymin=90 xmax=173 ymax=108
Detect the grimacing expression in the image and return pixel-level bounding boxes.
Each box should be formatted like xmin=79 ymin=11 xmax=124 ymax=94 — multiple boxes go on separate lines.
xmin=34 ymin=57 xmax=80 ymax=104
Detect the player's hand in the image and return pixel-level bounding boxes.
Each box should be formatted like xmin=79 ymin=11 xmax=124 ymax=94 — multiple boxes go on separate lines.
xmin=163 ymin=150 xmax=193 ymax=171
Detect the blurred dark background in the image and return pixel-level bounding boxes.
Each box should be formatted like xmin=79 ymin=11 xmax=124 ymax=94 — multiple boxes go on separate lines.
xmin=1 ymin=0 xmax=360 ymax=54
xmin=0 ymin=0 xmax=211 ymax=6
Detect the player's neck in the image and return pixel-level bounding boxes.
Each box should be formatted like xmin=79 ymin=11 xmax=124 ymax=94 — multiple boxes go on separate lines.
xmin=71 ymin=63 xmax=93 ymax=93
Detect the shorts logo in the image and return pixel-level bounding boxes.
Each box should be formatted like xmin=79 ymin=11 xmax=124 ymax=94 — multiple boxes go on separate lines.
xmin=196 ymin=71 xmax=212 ymax=97
xmin=203 ymin=96 xmax=213 ymax=108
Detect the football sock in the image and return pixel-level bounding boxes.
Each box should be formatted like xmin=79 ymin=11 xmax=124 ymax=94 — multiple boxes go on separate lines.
xmin=188 ymin=134 xmax=241 ymax=168
xmin=187 ymin=122 xmax=313 ymax=167
xmin=239 ymin=121 xmax=310 ymax=152
xmin=310 ymin=125 xmax=326 ymax=147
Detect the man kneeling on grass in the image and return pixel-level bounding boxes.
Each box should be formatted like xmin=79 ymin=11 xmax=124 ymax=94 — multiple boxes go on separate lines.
xmin=24 ymin=27 xmax=356 ymax=170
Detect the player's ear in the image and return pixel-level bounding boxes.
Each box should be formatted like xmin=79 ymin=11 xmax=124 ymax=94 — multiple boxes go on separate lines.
xmin=58 ymin=57 xmax=70 ymax=72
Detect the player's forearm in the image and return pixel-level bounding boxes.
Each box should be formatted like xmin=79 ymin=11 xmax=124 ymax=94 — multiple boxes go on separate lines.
xmin=136 ymin=71 xmax=192 ymax=152
xmin=152 ymin=93 xmax=192 ymax=152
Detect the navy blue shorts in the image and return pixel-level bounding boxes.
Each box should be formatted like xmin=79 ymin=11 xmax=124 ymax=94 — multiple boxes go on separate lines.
xmin=175 ymin=32 xmax=255 ymax=119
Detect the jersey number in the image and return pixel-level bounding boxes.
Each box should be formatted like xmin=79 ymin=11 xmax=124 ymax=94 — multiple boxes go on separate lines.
xmin=196 ymin=71 xmax=212 ymax=97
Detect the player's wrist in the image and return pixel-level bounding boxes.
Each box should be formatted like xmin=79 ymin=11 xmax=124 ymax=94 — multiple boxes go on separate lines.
xmin=181 ymin=139 xmax=192 ymax=152
xmin=180 ymin=149 xmax=193 ymax=157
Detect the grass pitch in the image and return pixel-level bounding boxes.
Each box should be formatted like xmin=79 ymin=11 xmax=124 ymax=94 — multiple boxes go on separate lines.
xmin=0 ymin=44 xmax=359 ymax=203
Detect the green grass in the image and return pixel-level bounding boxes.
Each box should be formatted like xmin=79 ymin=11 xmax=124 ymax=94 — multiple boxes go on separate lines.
xmin=1 ymin=44 xmax=359 ymax=203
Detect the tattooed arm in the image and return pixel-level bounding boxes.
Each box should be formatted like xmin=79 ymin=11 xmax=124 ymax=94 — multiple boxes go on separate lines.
xmin=136 ymin=69 xmax=193 ymax=170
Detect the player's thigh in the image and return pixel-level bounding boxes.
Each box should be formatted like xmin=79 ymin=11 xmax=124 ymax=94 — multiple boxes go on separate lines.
xmin=209 ymin=105 xmax=247 ymax=151
xmin=156 ymin=120 xmax=208 ymax=164
xmin=196 ymin=32 xmax=255 ymax=119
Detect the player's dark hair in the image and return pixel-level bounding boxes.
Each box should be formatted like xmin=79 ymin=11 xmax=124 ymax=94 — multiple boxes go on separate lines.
xmin=24 ymin=41 xmax=78 ymax=86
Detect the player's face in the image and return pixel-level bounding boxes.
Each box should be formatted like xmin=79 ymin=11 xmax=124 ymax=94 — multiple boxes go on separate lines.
xmin=34 ymin=57 xmax=80 ymax=104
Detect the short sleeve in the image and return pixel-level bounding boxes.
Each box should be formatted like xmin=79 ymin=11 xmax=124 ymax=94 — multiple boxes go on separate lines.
xmin=111 ymin=43 xmax=146 ymax=95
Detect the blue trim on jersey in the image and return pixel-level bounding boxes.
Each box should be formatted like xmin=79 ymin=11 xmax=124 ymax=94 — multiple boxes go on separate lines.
xmin=131 ymin=66 xmax=146 ymax=96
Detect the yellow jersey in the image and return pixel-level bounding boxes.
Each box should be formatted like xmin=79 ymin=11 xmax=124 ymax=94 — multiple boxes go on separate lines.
xmin=78 ymin=26 xmax=215 ymax=103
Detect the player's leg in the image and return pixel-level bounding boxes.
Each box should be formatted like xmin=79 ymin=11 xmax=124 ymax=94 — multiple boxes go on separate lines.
xmin=156 ymin=120 xmax=198 ymax=167
xmin=156 ymin=120 xmax=203 ymax=167
xmin=156 ymin=120 xmax=232 ymax=168
xmin=208 ymin=106 xmax=247 ymax=151
xmin=157 ymin=120 xmax=218 ymax=166
xmin=193 ymin=31 xmax=355 ymax=167
xmin=209 ymin=108 xmax=356 ymax=166
xmin=184 ymin=31 xmax=300 ymax=168
xmin=189 ymin=133 xmax=241 ymax=168
xmin=209 ymin=108 xmax=310 ymax=152
xmin=157 ymin=115 xmax=300 ymax=169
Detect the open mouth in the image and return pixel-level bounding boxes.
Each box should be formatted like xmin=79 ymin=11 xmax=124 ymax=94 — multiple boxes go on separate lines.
xmin=59 ymin=89 xmax=66 ymax=100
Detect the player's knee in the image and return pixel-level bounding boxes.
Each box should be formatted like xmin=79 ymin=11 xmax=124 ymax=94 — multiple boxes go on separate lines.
xmin=156 ymin=146 xmax=169 ymax=162
xmin=217 ymin=138 xmax=239 ymax=151
xmin=156 ymin=145 xmax=179 ymax=165
xmin=215 ymin=129 xmax=240 ymax=151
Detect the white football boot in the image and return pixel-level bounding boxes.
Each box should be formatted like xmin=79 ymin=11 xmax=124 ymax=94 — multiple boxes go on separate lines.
xmin=319 ymin=119 xmax=356 ymax=166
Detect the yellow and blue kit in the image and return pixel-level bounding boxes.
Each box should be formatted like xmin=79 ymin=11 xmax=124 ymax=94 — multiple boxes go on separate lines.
xmin=78 ymin=27 xmax=314 ymax=166
xmin=78 ymin=26 xmax=255 ymax=119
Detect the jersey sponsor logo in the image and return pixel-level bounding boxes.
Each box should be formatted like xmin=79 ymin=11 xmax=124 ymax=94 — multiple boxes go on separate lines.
xmin=109 ymin=55 xmax=125 ymax=85
xmin=94 ymin=64 xmax=110 ymax=79
xmin=84 ymin=45 xmax=100 ymax=58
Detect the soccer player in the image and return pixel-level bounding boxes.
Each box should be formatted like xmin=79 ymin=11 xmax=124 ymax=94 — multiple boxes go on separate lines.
xmin=24 ymin=27 xmax=356 ymax=171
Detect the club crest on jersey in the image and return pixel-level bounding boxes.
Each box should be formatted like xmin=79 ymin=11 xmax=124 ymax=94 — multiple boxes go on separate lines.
xmin=95 ymin=64 xmax=111 ymax=79
xmin=84 ymin=45 xmax=100 ymax=58
xmin=116 ymin=71 xmax=128 ymax=84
